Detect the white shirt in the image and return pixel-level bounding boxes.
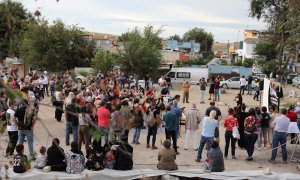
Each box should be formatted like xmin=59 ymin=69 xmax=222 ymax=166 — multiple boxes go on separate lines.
xmin=6 ymin=109 xmax=17 ymax=131
xmin=274 ymin=115 xmax=290 ymax=132
xmin=43 ymin=76 xmax=48 ymax=85
xmin=240 ymin=78 xmax=247 ymax=86
xmin=35 ymin=154 xmax=47 ymax=168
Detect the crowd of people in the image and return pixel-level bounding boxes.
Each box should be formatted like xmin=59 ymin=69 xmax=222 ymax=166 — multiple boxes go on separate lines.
xmin=0 ymin=70 xmax=299 ymax=175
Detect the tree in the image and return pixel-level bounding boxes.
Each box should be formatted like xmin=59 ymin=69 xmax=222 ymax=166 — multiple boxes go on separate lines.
xmin=183 ymin=27 xmax=214 ymax=52
xmin=0 ymin=0 xmax=33 ymax=59
xmin=19 ymin=19 xmax=95 ymax=71
xmin=92 ymin=49 xmax=117 ymax=74
xmin=118 ymin=25 xmax=162 ymax=77
xmin=169 ymin=34 xmax=181 ymax=42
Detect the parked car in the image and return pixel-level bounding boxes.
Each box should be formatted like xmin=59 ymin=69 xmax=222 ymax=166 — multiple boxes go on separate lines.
xmin=287 ymin=74 xmax=299 ymax=84
xmin=220 ymin=77 xmax=240 ymax=89
xmin=292 ymin=76 xmax=300 ymax=88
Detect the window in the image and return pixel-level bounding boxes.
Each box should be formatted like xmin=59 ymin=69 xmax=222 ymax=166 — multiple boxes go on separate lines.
xmin=232 ymin=77 xmax=239 ymax=81
xmin=167 ymin=72 xmax=175 ymax=78
xmin=177 ymin=72 xmax=190 ymax=78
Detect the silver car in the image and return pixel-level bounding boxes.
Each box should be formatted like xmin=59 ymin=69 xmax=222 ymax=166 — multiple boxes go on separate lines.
xmin=292 ymin=76 xmax=300 ymax=88
xmin=220 ymin=77 xmax=240 ymax=89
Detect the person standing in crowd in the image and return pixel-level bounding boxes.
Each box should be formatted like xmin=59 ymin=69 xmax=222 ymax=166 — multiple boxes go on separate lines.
xmin=208 ymin=77 xmax=215 ymax=100
xmin=199 ymin=77 xmax=207 ymax=104
xmin=157 ymin=139 xmax=178 ymax=171
xmin=247 ymin=75 xmax=253 ymax=95
xmin=224 ymin=108 xmax=238 ymax=159
xmin=287 ymin=105 xmax=299 ymax=144
xmin=260 ymin=106 xmax=270 ymax=149
xmin=146 ymin=102 xmax=161 ymax=149
xmin=184 ymin=103 xmax=201 ymax=151
xmin=171 ymin=100 xmax=182 ymax=138
xmin=6 ymin=101 xmax=18 ymax=157
xmin=296 ymin=101 xmax=300 ymax=134
xmin=195 ymin=110 xmax=218 ymax=162
xmin=244 ymin=108 xmax=259 ymax=161
xmin=13 ymin=99 xmax=36 ymax=160
xmin=97 ymin=101 xmax=110 ymax=145
xmin=42 ymin=71 xmax=49 ymax=97
xmin=238 ymin=104 xmax=248 ymax=149
xmin=132 ymin=103 xmax=144 ymax=144
xmin=239 ymin=75 xmax=247 ymax=95
xmin=205 ymin=101 xmax=222 ymax=143
xmin=120 ymin=99 xmax=133 ymax=143
xmin=54 ymin=91 xmax=64 ymax=122
xmin=253 ymin=79 xmax=260 ymax=101
xmin=163 ymin=105 xmax=179 ymax=155
xmin=182 ymin=81 xmax=190 ymax=103
xmin=111 ymin=105 xmax=125 ymax=141
xmin=214 ymin=77 xmax=220 ymax=101
xmin=65 ymin=98 xmax=81 ymax=145
xmin=269 ymin=108 xmax=290 ymax=164
xmin=269 ymin=105 xmax=278 ymax=147
xmin=78 ymin=106 xmax=90 ymax=152
xmin=255 ymin=107 xmax=263 ymax=150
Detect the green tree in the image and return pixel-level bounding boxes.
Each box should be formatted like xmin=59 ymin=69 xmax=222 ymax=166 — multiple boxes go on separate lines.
xmin=243 ymin=58 xmax=255 ymax=68
xmin=19 ymin=19 xmax=95 ymax=71
xmin=92 ymin=49 xmax=117 ymax=74
xmin=118 ymin=25 xmax=162 ymax=77
xmin=183 ymin=27 xmax=214 ymax=52
xmin=0 ymin=0 xmax=33 ymax=59
xmin=169 ymin=34 xmax=181 ymax=42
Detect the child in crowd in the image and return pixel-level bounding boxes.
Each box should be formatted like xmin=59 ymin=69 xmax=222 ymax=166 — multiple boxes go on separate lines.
xmin=13 ymin=144 xmax=30 ymax=173
xmin=34 ymin=146 xmax=47 ymax=169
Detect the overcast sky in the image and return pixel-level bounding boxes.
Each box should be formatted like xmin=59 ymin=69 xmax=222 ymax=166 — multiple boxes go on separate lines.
xmin=17 ymin=0 xmax=266 ymax=42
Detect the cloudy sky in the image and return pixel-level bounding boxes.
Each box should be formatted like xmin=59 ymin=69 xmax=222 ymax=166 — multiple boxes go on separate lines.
xmin=17 ymin=0 xmax=266 ymax=42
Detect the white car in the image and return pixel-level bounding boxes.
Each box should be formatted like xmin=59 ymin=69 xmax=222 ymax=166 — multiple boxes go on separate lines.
xmin=220 ymin=77 xmax=240 ymax=89
xmin=292 ymin=76 xmax=300 ymax=88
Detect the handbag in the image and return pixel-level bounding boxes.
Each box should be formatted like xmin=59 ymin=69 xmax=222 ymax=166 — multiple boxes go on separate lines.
xmin=232 ymin=126 xmax=240 ymax=139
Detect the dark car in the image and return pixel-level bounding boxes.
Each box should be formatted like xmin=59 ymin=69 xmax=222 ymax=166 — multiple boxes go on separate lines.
xmin=287 ymin=74 xmax=299 ymax=84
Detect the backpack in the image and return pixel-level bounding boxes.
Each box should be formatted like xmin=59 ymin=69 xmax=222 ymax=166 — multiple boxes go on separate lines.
xmin=66 ymin=152 xmax=85 ymax=174
xmin=144 ymin=109 xmax=155 ymax=127
xmin=24 ymin=106 xmax=34 ymax=127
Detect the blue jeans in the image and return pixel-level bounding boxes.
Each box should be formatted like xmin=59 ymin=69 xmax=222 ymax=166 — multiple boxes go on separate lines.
xmin=66 ymin=122 xmax=78 ymax=145
xmin=133 ymin=127 xmax=142 ymax=143
xmin=244 ymin=133 xmax=258 ymax=158
xmin=271 ymin=131 xmax=288 ymax=161
xmin=100 ymin=126 xmax=109 ymax=145
xmin=247 ymin=84 xmax=252 ymax=94
xmin=18 ymin=130 xmax=34 ymax=157
xmin=214 ymin=89 xmax=219 ymax=101
xmin=200 ymin=90 xmax=205 ymax=102
xmin=297 ymin=119 xmax=300 ymax=132
xmin=175 ymin=119 xmax=180 ymax=138
xmin=196 ymin=135 xmax=214 ymax=160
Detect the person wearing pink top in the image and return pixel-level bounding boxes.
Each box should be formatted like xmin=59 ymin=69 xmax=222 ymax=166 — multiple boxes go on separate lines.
xmin=97 ymin=101 xmax=110 ymax=145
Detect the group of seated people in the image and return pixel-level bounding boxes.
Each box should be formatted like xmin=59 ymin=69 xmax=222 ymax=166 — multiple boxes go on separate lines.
xmin=13 ymin=138 xmax=132 ymax=174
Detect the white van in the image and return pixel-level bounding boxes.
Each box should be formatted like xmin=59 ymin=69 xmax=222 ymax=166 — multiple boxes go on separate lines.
xmin=165 ymin=67 xmax=209 ymax=84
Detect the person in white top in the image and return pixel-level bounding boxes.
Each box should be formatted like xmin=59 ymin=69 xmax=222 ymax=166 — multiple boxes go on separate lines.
xmin=239 ymin=75 xmax=247 ymax=95
xmin=34 ymin=146 xmax=47 ymax=169
xmin=6 ymin=101 xmax=18 ymax=157
xmin=43 ymin=71 xmax=49 ymax=97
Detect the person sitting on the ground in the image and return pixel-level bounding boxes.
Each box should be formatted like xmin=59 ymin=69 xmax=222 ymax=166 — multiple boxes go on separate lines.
xmin=207 ymin=140 xmax=225 ymax=172
xmin=46 ymin=138 xmax=66 ymax=171
xmin=13 ymin=144 xmax=30 ymax=173
xmin=157 ymin=139 xmax=178 ymax=171
xmin=104 ymin=144 xmax=115 ymax=169
xmin=86 ymin=139 xmax=105 ymax=171
xmin=65 ymin=141 xmax=85 ymax=174
xmin=34 ymin=146 xmax=47 ymax=169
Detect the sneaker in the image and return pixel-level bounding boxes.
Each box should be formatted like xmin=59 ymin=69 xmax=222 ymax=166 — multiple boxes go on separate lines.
xmin=232 ymin=156 xmax=237 ymax=159
xmin=246 ymin=157 xmax=253 ymax=161
xmin=135 ymin=142 xmax=140 ymax=144
xmin=263 ymin=147 xmax=268 ymax=150
xmin=256 ymin=147 xmax=261 ymax=151
xmin=132 ymin=141 xmax=136 ymax=144
xmin=152 ymin=146 xmax=158 ymax=149
xmin=195 ymin=158 xmax=201 ymax=162
xmin=146 ymin=144 xmax=150 ymax=148
xmin=184 ymin=148 xmax=188 ymax=150
xmin=268 ymin=159 xmax=275 ymax=164
xmin=194 ymin=148 xmax=198 ymax=151
xmin=283 ymin=161 xmax=288 ymax=164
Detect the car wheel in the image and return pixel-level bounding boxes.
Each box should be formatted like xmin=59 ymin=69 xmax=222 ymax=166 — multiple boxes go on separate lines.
xmin=222 ymin=84 xmax=229 ymax=89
